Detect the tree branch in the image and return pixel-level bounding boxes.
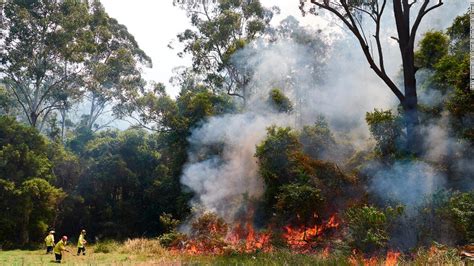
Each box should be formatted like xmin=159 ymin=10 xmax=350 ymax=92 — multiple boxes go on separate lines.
xmin=409 ymin=0 xmax=443 ymax=47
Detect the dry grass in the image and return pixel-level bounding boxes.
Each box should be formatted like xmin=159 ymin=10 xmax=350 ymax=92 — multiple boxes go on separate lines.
xmin=0 ymin=240 xmax=470 ymax=265
xmin=120 ymin=238 xmax=166 ymax=255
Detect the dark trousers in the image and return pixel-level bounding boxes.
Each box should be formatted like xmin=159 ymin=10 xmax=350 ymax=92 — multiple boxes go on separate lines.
xmin=77 ymin=247 xmax=86 ymax=255
xmin=55 ymin=253 xmax=62 ymax=263
xmin=46 ymin=246 xmax=53 ymax=254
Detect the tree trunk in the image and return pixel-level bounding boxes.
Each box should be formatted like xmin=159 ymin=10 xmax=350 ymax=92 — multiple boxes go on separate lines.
xmin=30 ymin=112 xmax=38 ymax=128
xmin=400 ymin=47 xmax=421 ymax=156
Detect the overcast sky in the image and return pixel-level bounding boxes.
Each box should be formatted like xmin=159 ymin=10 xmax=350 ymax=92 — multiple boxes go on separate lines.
xmin=100 ymin=0 xmax=324 ymax=97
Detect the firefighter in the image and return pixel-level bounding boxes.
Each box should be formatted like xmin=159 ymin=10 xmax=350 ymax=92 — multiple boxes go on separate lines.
xmin=53 ymin=236 xmax=69 ymax=263
xmin=44 ymin=230 xmax=55 ymax=254
xmin=77 ymin=229 xmax=87 ymax=256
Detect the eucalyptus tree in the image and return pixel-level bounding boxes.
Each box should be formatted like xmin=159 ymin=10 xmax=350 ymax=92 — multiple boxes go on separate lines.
xmin=1 ymin=0 xmax=151 ymax=133
xmin=81 ymin=0 xmax=151 ymax=131
xmin=1 ymin=0 xmax=91 ymax=129
xmin=174 ymin=0 xmax=275 ymax=102
xmin=300 ymin=0 xmax=445 ymax=155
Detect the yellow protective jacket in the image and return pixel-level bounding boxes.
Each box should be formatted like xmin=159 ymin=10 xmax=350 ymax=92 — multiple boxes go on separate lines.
xmin=77 ymin=234 xmax=86 ymax=248
xmin=44 ymin=234 xmax=54 ymax=247
xmin=53 ymin=240 xmax=66 ymax=255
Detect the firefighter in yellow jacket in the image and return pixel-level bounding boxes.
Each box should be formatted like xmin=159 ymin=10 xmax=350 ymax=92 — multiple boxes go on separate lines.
xmin=77 ymin=229 xmax=87 ymax=256
xmin=44 ymin=230 xmax=55 ymax=254
xmin=53 ymin=236 xmax=69 ymax=263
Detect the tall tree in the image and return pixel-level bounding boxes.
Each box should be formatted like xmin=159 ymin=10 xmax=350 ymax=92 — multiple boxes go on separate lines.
xmin=300 ymin=0 xmax=444 ymax=155
xmin=1 ymin=0 xmax=91 ymax=129
xmin=81 ymin=0 xmax=151 ymax=131
xmin=174 ymin=0 xmax=274 ymax=102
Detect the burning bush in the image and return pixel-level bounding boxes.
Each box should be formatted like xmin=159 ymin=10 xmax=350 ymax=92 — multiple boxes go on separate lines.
xmin=190 ymin=212 xmax=228 ymax=252
xmin=275 ymin=183 xmax=324 ymax=226
xmin=167 ymin=212 xmax=272 ymax=254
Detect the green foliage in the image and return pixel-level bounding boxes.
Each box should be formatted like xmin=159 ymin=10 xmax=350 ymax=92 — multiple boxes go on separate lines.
xmin=0 ymin=178 xmax=64 ymax=248
xmin=446 ymin=87 xmax=474 ymax=140
xmin=176 ymin=0 xmax=273 ymax=98
xmin=0 ymin=85 xmax=17 ymax=115
xmin=299 ymin=117 xmax=336 ymax=160
xmin=415 ymin=13 xmax=472 ymax=142
xmin=365 ymin=109 xmax=403 ymax=158
xmin=0 ymin=116 xmax=53 ymax=184
xmin=415 ymin=31 xmax=448 ymax=69
xmin=433 ymin=53 xmax=469 ymax=93
xmin=447 ymin=12 xmax=469 ymax=54
xmin=255 ymin=126 xmax=301 ymax=185
xmin=75 ymin=129 xmax=163 ymax=238
xmin=268 ymin=89 xmax=293 ymax=113
xmin=256 ymin=125 xmax=353 ymax=227
xmin=158 ymin=231 xmax=188 ymax=248
xmin=1 ymin=0 xmax=91 ymax=127
xmin=275 ymin=184 xmax=324 ymax=226
xmin=344 ymin=205 xmax=402 ymax=254
xmin=445 ymin=191 xmax=474 ymax=244
xmin=19 ymin=178 xmax=65 ymax=244
xmin=160 ymin=213 xmax=180 ymax=233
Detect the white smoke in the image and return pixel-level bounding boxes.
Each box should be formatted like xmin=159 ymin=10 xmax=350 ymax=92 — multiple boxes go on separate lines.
xmin=369 ymin=161 xmax=447 ymax=208
xmin=181 ymin=112 xmax=291 ymax=221
xmin=179 ymin=1 xmax=469 ymax=223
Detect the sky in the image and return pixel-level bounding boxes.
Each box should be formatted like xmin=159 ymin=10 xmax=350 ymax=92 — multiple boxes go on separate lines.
xmin=98 ymin=0 xmax=467 ymax=130
xmin=100 ymin=0 xmax=324 ymax=97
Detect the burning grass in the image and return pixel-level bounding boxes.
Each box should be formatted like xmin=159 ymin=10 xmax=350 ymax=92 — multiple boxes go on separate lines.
xmin=160 ymin=211 xmax=473 ymax=265
xmin=167 ymin=212 xmax=344 ymax=256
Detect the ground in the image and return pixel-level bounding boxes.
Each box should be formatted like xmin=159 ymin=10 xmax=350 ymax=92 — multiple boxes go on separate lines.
xmin=0 ymin=249 xmax=346 ymax=266
xmin=0 ymin=239 xmax=468 ymax=265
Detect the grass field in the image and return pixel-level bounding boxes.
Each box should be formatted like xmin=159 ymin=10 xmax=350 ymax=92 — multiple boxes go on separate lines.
xmin=0 ymin=239 xmax=468 ymax=265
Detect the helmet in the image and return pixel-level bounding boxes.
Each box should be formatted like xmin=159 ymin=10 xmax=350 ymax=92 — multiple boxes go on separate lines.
xmin=62 ymin=236 xmax=68 ymax=241
xmin=50 ymin=230 xmax=55 ymax=234
xmin=81 ymin=229 xmax=86 ymax=233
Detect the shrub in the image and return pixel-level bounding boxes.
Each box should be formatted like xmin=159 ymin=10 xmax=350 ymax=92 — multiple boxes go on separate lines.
xmin=445 ymin=191 xmax=474 ymax=244
xmin=158 ymin=232 xmax=188 ymax=248
xmin=190 ymin=212 xmax=228 ymax=250
xmin=365 ymin=109 xmax=403 ymax=158
xmin=344 ymin=205 xmax=403 ymax=254
xmin=275 ymin=183 xmax=324 ymax=226
xmin=94 ymin=240 xmax=120 ymax=253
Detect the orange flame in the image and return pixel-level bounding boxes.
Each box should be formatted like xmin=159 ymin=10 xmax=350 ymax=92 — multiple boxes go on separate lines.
xmin=385 ymin=250 xmax=401 ymax=266
xmin=282 ymin=214 xmax=339 ymax=252
xmin=227 ymin=221 xmax=272 ymax=253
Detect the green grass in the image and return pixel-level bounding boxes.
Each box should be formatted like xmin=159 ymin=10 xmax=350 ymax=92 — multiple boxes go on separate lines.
xmin=0 ymin=249 xmax=348 ymax=266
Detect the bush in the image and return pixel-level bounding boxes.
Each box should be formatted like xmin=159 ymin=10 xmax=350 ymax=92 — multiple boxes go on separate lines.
xmin=344 ymin=205 xmax=403 ymax=254
xmin=158 ymin=232 xmax=188 ymax=248
xmin=365 ymin=109 xmax=403 ymax=158
xmin=268 ymin=88 xmax=293 ymax=113
xmin=94 ymin=240 xmax=120 ymax=253
xmin=275 ymin=183 xmax=324 ymax=226
xmin=445 ymin=191 xmax=474 ymax=244
xmin=299 ymin=117 xmax=336 ymax=160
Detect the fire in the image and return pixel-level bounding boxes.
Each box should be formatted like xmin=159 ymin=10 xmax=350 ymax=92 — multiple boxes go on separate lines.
xmin=282 ymin=214 xmax=340 ymax=252
xmin=227 ymin=222 xmax=272 ymax=253
xmin=170 ymin=213 xmax=340 ymax=255
xmin=385 ymin=250 xmax=401 ymax=266
xmin=321 ymin=246 xmax=330 ymax=258
xmin=349 ymin=250 xmax=401 ymax=266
